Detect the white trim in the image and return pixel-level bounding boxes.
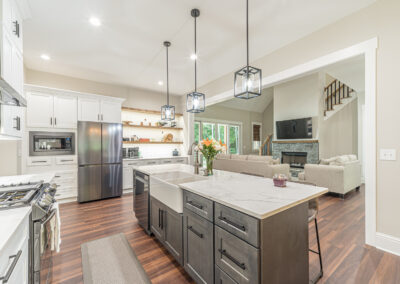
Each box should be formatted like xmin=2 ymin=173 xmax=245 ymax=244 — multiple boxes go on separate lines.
xmin=197 ymin=37 xmax=378 ymax=247
xmin=376 ymin=233 xmax=400 ymax=257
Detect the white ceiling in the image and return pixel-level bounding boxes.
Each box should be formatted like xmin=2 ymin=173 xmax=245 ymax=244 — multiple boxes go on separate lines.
xmin=23 ymin=0 xmax=376 ymax=95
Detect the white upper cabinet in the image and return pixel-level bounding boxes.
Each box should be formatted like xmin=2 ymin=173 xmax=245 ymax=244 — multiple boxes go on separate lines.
xmin=54 ymin=95 xmax=78 ymax=128
xmin=1 ymin=0 xmax=24 ymax=96
xmin=79 ymin=97 xmax=122 ymax=123
xmin=26 ymin=92 xmax=54 ymax=128
xmin=78 ymin=97 xmax=101 ymax=122
xmin=101 ymin=100 xmax=122 ymax=123
xmin=0 ymin=104 xmax=24 ymax=138
xmin=26 ymin=92 xmax=78 ymax=129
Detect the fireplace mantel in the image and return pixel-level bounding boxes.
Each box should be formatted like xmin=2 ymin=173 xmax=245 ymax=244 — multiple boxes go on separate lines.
xmin=272 ymin=140 xmax=319 ymax=165
xmin=272 ymin=139 xmax=319 ymax=144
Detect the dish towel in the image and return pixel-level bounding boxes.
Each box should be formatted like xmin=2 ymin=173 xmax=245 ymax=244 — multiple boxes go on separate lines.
xmin=50 ymin=202 xmax=62 ymax=252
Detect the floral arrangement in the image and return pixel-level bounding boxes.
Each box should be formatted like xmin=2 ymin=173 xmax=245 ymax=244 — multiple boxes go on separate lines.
xmin=196 ymin=138 xmax=226 ymax=175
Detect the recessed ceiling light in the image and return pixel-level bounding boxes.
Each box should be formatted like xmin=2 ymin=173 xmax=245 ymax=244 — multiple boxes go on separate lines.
xmin=158 ymin=81 xmax=164 ymax=86
xmin=40 ymin=54 xmax=50 ymax=61
xmin=190 ymin=54 xmax=197 ymax=60
xmin=89 ymin=17 xmax=101 ymax=26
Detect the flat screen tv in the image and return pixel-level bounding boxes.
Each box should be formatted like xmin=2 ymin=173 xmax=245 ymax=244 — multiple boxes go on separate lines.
xmin=276 ymin=117 xmax=312 ymax=139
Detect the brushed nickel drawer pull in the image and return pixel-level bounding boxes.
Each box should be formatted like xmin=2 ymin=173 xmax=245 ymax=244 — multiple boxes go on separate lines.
xmin=32 ymin=160 xmax=47 ymax=163
xmin=0 ymin=250 xmax=22 ymax=282
xmin=187 ymin=226 xmax=203 ymax=238
xmin=187 ymin=200 xmax=203 ymax=210
xmin=218 ymin=216 xmax=246 ymax=231
xmin=218 ymin=249 xmax=246 ymax=270
xmin=60 ymin=159 xmax=74 ymax=162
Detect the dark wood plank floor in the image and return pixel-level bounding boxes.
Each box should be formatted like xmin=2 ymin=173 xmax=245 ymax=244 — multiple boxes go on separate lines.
xmin=53 ymin=186 xmax=400 ymax=284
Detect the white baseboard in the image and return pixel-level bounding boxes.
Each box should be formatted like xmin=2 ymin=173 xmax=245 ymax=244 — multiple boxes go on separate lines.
xmin=375 ymin=232 xmax=400 ymax=256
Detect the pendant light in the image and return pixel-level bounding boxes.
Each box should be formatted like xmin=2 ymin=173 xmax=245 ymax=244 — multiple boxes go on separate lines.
xmin=161 ymin=41 xmax=175 ymax=121
xmin=186 ymin=9 xmax=205 ymax=113
xmin=234 ymin=0 xmax=262 ymax=99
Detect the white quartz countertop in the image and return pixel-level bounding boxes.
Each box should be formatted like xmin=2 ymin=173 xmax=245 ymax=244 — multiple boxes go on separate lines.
xmin=124 ymin=156 xmax=188 ymax=161
xmin=180 ymin=176 xmax=328 ymax=219
xmin=0 ymin=173 xmax=55 ymax=192
xmin=0 ymin=207 xmax=31 ymax=255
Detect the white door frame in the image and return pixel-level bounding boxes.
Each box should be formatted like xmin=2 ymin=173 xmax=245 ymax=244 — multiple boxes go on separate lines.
xmin=200 ymin=38 xmax=378 ymax=246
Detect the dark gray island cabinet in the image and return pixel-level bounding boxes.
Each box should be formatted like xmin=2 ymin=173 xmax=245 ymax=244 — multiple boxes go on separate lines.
xmin=182 ymin=190 xmax=309 ymax=284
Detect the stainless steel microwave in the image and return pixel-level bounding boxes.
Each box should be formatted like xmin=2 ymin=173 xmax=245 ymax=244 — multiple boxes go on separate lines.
xmin=29 ymin=131 xmax=75 ymax=156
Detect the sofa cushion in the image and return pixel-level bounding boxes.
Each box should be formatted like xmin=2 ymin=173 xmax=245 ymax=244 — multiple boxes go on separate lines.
xmin=231 ymin=154 xmax=248 ymax=160
xmin=320 ymin=157 xmax=336 ymax=165
xmin=216 ymin=153 xmax=231 ymax=160
xmin=348 ymin=154 xmax=357 ymax=161
xmin=247 ymin=155 xmax=272 ymax=162
xmin=272 ymin=158 xmax=280 ymax=165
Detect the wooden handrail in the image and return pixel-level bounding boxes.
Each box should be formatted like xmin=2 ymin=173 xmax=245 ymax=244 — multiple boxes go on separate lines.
xmin=324 ymin=79 xmax=338 ymax=91
xmin=259 ymin=134 xmax=272 ymax=156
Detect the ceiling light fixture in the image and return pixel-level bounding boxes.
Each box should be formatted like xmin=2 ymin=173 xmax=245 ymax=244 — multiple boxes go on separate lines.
xmin=161 ymin=41 xmax=175 ymax=121
xmin=234 ymin=0 xmax=262 ymax=99
xmin=40 ymin=54 xmax=50 ymax=61
xmin=89 ymin=17 xmax=101 ymax=26
xmin=186 ymin=8 xmax=205 ymax=113
xmin=158 ymin=81 xmax=164 ymax=86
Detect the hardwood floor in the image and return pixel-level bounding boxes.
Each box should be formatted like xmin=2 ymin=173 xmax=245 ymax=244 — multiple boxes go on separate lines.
xmin=53 ymin=186 xmax=400 ymax=284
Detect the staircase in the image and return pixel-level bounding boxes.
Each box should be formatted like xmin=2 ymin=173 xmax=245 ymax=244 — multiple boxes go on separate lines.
xmin=324 ymin=79 xmax=357 ymax=120
xmin=259 ymin=134 xmax=272 ymax=156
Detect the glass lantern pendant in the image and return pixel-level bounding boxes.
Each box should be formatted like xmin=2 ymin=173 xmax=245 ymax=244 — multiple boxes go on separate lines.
xmin=161 ymin=41 xmax=176 ymax=121
xmin=186 ymin=8 xmax=205 ymax=113
xmin=234 ymin=0 xmax=262 ymax=99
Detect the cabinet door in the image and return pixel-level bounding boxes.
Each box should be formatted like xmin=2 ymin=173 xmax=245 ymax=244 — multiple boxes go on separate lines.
xmin=10 ymin=0 xmax=23 ymax=51
xmin=0 ymin=105 xmax=20 ymax=137
xmin=150 ymin=197 xmax=164 ymax=241
xmin=12 ymin=47 xmax=24 ymax=96
xmin=2 ymin=0 xmax=13 ymax=33
xmin=26 ymin=92 xmax=54 ymax=128
xmin=183 ymin=208 xmax=214 ymax=284
xmin=54 ymin=95 xmax=77 ymax=128
xmin=100 ymin=100 xmax=121 ymax=123
xmin=78 ymin=97 xmax=101 ymax=122
xmin=6 ymin=238 xmax=29 ymax=284
xmin=123 ymin=166 xmax=133 ymax=190
xmin=164 ymin=207 xmax=183 ymax=265
xmin=2 ymin=30 xmax=13 ymax=86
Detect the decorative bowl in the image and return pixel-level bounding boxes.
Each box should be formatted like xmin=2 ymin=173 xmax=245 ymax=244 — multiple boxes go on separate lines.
xmin=273 ymin=174 xmax=288 ymax=187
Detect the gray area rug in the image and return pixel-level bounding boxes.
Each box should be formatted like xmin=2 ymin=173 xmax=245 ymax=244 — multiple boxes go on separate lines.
xmin=81 ymin=233 xmax=151 ymax=284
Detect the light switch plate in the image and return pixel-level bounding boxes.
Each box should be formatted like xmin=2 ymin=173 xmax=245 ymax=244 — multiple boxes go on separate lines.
xmin=380 ymin=149 xmax=397 ymax=161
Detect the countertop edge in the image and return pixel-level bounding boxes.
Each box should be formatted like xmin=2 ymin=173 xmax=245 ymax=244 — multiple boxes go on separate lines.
xmin=179 ymin=184 xmax=328 ymax=219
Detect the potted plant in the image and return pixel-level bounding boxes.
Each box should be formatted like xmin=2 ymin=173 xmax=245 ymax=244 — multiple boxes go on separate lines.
xmin=197 ymin=138 xmax=226 ymax=175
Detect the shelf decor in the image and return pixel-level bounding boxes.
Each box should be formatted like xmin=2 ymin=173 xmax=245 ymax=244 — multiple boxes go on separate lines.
xmin=234 ymin=0 xmax=262 ymax=100
xmin=161 ymin=41 xmax=176 ymax=121
xmin=186 ymin=8 xmax=205 ymax=113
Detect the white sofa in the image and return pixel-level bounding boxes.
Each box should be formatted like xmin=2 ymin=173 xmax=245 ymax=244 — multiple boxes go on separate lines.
xmin=298 ymin=154 xmax=361 ymax=197
xmin=213 ymin=154 xmax=290 ymax=178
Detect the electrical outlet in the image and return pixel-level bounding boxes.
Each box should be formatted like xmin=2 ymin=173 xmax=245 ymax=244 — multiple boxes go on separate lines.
xmin=380 ymin=149 xmax=397 ymax=161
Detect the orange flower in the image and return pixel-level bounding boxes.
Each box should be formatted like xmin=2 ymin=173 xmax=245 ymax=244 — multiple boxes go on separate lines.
xmin=203 ymin=139 xmax=212 ymax=147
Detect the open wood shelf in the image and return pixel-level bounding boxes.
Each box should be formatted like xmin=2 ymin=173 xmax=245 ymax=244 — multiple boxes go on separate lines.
xmin=122 ymin=123 xmax=183 ymax=131
xmin=123 ymin=141 xmax=183 ymax=145
xmin=121 ymin=107 xmax=183 ymax=117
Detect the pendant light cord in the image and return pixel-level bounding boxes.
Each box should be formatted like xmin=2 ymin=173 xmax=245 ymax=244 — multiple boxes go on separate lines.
xmin=166 ymin=45 xmax=169 ymax=105
xmin=246 ymin=0 xmax=249 ymax=68
xmin=194 ymin=15 xmax=197 ymax=92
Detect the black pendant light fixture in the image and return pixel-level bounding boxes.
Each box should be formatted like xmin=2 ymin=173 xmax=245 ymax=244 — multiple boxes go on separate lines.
xmin=186 ymin=8 xmax=205 ymax=113
xmin=234 ymin=0 xmax=262 ymax=99
xmin=161 ymin=41 xmax=175 ymax=121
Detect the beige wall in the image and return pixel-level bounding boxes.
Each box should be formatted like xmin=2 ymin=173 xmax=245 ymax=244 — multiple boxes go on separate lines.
xmin=198 ymin=0 xmax=400 ymax=238
xmin=25 ymin=69 xmax=183 ymax=112
xmin=195 ymin=105 xmax=263 ymax=155
xmin=262 ymin=101 xmax=274 ymax=141
xmin=0 ymin=141 xmax=20 ymax=176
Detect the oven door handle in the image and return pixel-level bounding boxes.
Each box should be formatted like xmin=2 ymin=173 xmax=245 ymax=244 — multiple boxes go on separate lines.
xmin=0 ymin=250 xmax=22 ymax=283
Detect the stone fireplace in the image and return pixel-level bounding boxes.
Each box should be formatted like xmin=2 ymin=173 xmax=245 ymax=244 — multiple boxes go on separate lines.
xmin=272 ymin=140 xmax=319 ymax=167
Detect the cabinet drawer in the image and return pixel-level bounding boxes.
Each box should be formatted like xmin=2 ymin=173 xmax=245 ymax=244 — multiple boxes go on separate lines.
xmin=27 ymin=157 xmax=52 ymax=166
xmin=183 ymin=191 xmax=213 ymax=222
xmin=215 ymin=226 xmax=259 ymax=284
xmin=55 ymin=156 xmax=77 ymax=165
xmin=215 ymin=203 xmax=259 ymax=247
xmin=145 ymin=160 xmax=158 ymax=165
xmin=215 ymin=265 xmax=238 ymax=284
xmin=183 ymin=208 xmax=214 ymax=284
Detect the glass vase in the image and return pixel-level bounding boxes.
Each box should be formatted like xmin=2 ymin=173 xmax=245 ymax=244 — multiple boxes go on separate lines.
xmin=206 ymin=158 xmax=214 ymax=176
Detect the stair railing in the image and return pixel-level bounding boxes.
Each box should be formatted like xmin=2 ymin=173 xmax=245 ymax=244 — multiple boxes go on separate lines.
xmin=324 ymin=79 xmax=354 ymax=114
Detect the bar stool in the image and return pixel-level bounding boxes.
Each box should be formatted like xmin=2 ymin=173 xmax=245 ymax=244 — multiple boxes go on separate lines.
xmin=308 ymin=198 xmax=323 ymax=283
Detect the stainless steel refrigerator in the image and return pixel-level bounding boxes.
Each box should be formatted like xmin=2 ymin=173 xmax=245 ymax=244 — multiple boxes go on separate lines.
xmin=78 ymin=121 xmax=123 ymax=202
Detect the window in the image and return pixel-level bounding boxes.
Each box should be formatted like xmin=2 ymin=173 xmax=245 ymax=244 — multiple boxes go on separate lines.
xmin=252 ymin=123 xmax=262 ymax=151
xmin=194 ymin=121 xmax=241 ymax=154
xmin=202 ymin=122 xmax=216 ymax=140
xmin=194 ymin=121 xmax=200 ymax=143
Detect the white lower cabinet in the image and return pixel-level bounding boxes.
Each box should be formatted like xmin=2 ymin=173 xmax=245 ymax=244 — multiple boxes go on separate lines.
xmin=0 ymin=213 xmax=29 ymax=284
xmin=123 ymin=166 xmax=133 ymax=190
xmin=53 ymin=169 xmax=77 ymax=200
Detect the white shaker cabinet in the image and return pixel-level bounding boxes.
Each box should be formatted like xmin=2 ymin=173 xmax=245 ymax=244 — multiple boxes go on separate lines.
xmin=101 ymin=100 xmax=122 ymax=123
xmin=26 ymin=92 xmax=77 ymax=129
xmin=0 ymin=104 xmax=24 ymax=138
xmin=123 ymin=166 xmax=133 ymax=190
xmin=78 ymin=97 xmax=101 ymax=122
xmin=26 ymin=92 xmax=54 ymax=128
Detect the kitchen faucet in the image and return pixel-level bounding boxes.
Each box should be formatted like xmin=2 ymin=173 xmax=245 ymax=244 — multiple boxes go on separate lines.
xmin=188 ymin=142 xmax=200 ymax=174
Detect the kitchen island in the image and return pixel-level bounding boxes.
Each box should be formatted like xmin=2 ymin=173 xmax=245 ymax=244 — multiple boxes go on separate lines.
xmin=133 ymin=164 xmax=327 ymax=284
